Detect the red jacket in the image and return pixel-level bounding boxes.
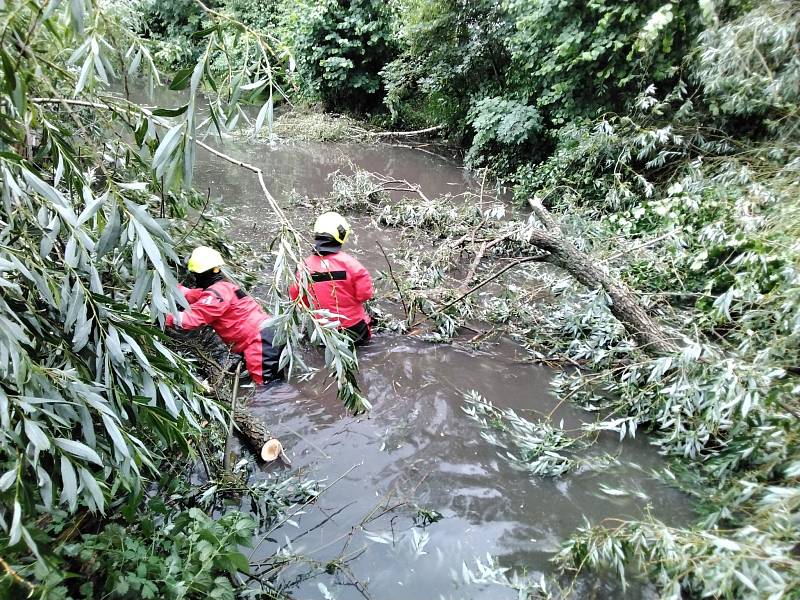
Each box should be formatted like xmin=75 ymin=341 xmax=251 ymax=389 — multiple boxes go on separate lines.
xmin=289 ymin=252 xmax=373 ymax=328
xmin=167 ymin=281 xmax=269 ymax=353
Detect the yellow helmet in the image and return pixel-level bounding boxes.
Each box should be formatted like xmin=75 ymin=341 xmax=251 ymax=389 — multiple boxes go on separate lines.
xmin=313 ymin=212 xmax=350 ymax=244
xmin=187 ymin=246 xmax=225 ymax=273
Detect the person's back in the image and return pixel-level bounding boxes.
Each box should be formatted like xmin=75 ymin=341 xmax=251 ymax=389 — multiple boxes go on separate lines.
xmin=289 ymin=212 xmax=373 ymax=344
xmin=166 ymin=246 xmax=283 ymax=384
xmin=298 ymin=251 xmax=372 ymax=326
xmin=182 ymin=280 xmax=268 ymax=353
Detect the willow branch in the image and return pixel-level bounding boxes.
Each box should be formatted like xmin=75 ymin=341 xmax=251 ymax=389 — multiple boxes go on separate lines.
xmin=376 ymin=241 xmax=409 ymax=320
xmin=364 ymin=124 xmax=443 ymax=138
xmin=411 ymin=255 xmax=548 ymax=329
xmin=0 ymin=556 xmax=35 ymax=596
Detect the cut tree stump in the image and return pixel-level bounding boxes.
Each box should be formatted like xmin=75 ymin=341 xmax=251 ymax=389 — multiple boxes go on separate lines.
xmin=233 ymin=404 xmax=272 ymax=453
xmin=233 ymin=404 xmax=291 ymax=465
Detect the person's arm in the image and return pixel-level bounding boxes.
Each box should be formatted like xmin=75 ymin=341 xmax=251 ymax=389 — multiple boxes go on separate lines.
xmin=177 ymin=284 xmax=205 ymax=304
xmin=166 ymin=287 xmax=230 ymax=330
xmin=351 ymin=259 xmax=374 ymax=303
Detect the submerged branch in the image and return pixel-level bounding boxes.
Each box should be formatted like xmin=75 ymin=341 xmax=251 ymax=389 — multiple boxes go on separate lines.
xmin=411 ymin=255 xmax=547 ymax=329
xmin=376 ymin=241 xmax=409 ymax=320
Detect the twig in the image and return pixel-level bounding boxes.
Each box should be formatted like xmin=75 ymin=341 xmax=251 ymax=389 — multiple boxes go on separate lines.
xmin=248 ymin=462 xmax=363 ymax=561
xmin=410 ymin=255 xmax=548 ymax=329
xmin=196 ymin=442 xmax=212 ymax=481
xmin=176 ymin=187 xmax=213 ymax=244
xmin=276 ymin=420 xmax=331 ymax=459
xmin=376 ymin=241 xmax=409 ymax=320
xmin=776 ymin=399 xmax=800 ymax=420
xmin=288 ymin=501 xmax=358 ymax=546
xmin=364 ymin=171 xmax=431 ymax=202
xmin=0 ymin=556 xmax=35 ymax=597
xmin=386 ymin=142 xmax=454 ymax=161
xmin=193 ymin=138 xmax=296 ymax=232
xmin=364 ymin=124 xmax=443 ymax=138
xmin=223 ymin=363 xmax=242 ymax=471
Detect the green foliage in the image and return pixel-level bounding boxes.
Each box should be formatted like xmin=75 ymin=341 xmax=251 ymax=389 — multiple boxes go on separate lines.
xmin=465 ymin=96 xmax=544 ymax=170
xmin=697 ymin=1 xmax=800 ymax=118
xmin=381 ymin=0 xmax=512 ymax=133
xmin=505 ymin=0 xmax=698 ymax=126
xmin=0 ymin=2 xmax=225 ymax=569
xmin=0 ymin=0 xmax=366 ymax=595
xmin=223 ymin=0 xmax=281 ymax=32
xmin=462 ymin=391 xmax=577 ymax=477
xmin=291 ymin=0 xmax=398 ymax=111
xmin=379 ymin=0 xmax=702 ymax=171
xmin=61 ymin=509 xmax=254 ymax=599
xmin=137 ymin=0 xmax=208 ymax=68
xmin=557 ymin=510 xmax=800 ymax=598
xmin=3 ymin=0 xmax=797 ymax=596
xmin=501 ymin=2 xmax=800 ymax=593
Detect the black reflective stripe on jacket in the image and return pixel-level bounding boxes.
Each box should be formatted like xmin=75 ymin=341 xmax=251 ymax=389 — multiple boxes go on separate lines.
xmin=310 ymin=270 xmax=347 ymax=283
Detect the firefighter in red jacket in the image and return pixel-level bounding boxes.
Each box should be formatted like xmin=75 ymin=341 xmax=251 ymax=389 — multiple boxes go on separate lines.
xmin=166 ymin=246 xmax=284 ymax=385
xmin=289 ymin=212 xmax=374 ymax=345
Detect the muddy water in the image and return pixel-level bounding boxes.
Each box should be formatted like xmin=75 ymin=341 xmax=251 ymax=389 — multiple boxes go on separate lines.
xmin=194 ymin=138 xmax=691 ymax=599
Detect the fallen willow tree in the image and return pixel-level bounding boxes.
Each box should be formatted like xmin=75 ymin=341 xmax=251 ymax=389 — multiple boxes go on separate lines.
xmin=325 ymin=166 xmax=682 ymax=355
xmin=322 ymin=85 xmax=800 ymax=595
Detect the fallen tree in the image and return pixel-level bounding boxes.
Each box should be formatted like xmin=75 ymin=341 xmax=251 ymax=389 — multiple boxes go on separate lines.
xmin=522 ymin=196 xmax=681 ymax=355
xmin=327 ymin=169 xmax=682 ymax=355
xmin=173 ymin=328 xmax=285 ymax=463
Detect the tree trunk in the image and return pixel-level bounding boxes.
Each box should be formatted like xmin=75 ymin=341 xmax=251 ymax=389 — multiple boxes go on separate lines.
xmin=233 ymin=404 xmax=273 ymax=453
xmin=526 ymin=197 xmax=681 ymax=355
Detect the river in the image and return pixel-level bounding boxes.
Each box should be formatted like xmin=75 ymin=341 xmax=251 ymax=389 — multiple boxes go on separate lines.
xmin=193 ymin=136 xmax=692 ymax=599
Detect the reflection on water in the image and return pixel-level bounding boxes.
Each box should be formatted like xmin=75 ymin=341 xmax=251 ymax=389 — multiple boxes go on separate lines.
xmin=194 ymin=138 xmax=691 ymax=599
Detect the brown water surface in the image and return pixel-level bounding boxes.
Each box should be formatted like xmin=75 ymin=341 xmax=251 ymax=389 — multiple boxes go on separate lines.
xmin=194 ymin=136 xmax=691 ymax=599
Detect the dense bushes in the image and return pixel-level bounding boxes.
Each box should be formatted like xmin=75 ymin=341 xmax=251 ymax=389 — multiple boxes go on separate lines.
xmin=290 ymin=0 xmax=397 ymax=111
xmin=137 ymin=0 xmax=209 ymax=68
xmin=381 ymin=0 xmax=512 ymax=135
xmin=380 ymin=0 xmax=702 ymax=168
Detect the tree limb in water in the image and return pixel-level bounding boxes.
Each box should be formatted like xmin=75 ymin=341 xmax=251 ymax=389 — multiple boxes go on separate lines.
xmin=376 ymin=241 xmax=409 ymax=320
xmin=525 ymin=196 xmax=681 ymax=355
xmin=364 ymin=124 xmax=443 ymax=138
